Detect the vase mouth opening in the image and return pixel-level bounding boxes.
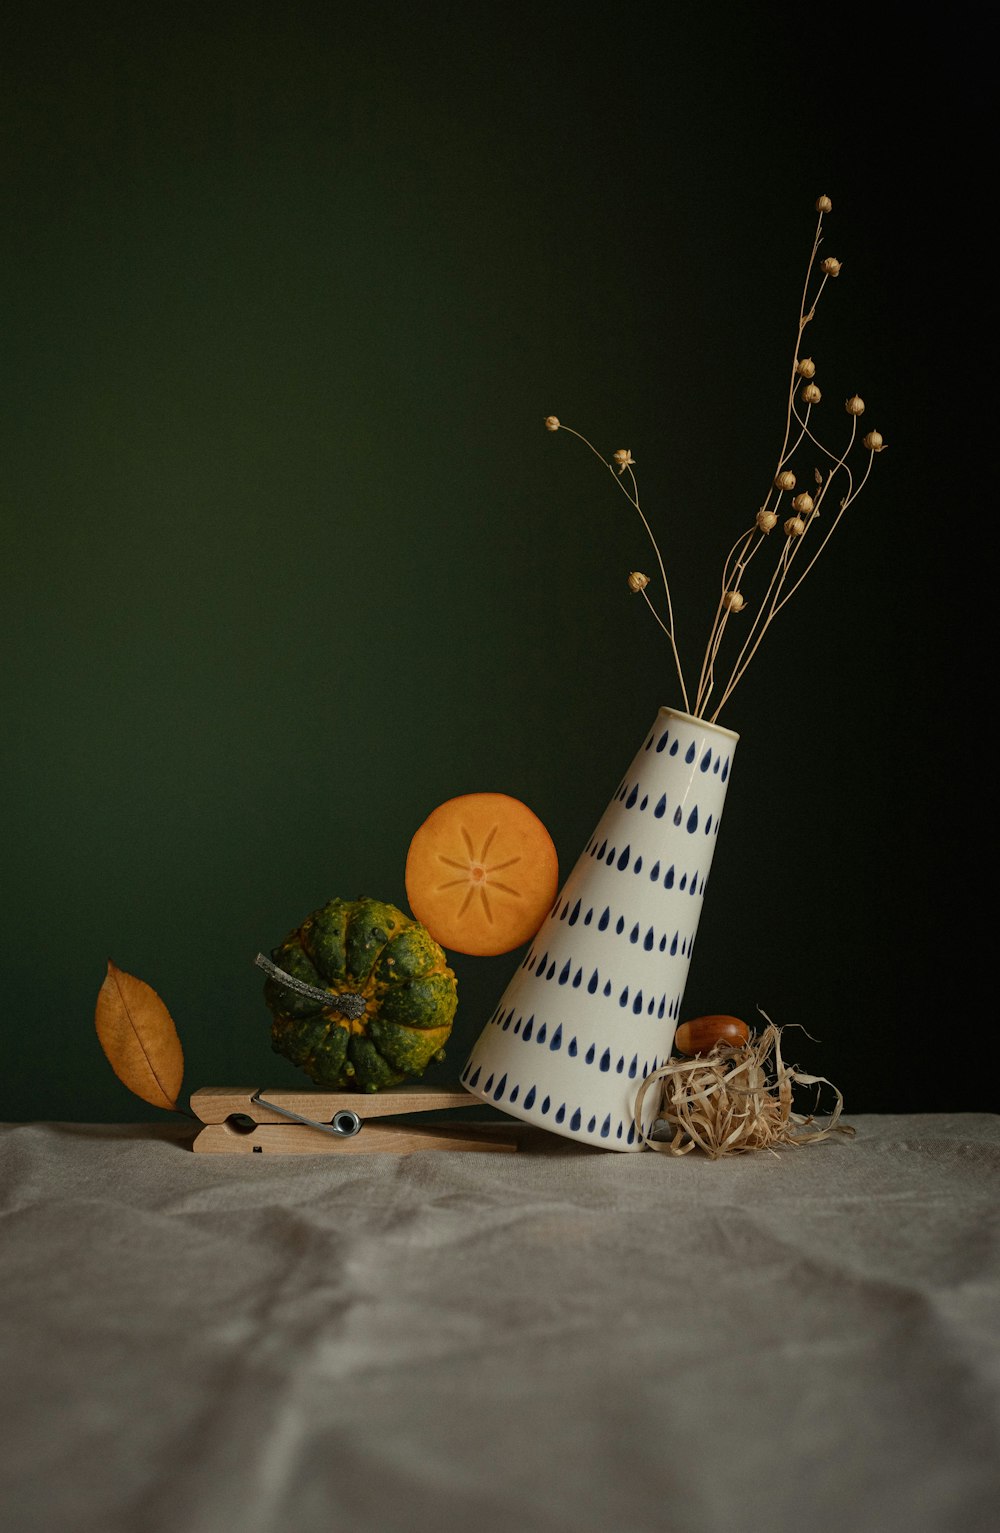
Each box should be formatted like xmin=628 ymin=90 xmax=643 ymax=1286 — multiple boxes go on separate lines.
xmin=657 ymin=706 xmax=740 ymax=743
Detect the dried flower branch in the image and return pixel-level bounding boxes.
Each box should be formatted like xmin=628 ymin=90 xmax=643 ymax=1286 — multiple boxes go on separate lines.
xmin=545 ymin=196 xmax=883 ymax=724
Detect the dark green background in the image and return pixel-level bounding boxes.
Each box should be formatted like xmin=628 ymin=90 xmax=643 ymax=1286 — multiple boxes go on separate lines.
xmin=2 ymin=2 xmax=983 ymax=1121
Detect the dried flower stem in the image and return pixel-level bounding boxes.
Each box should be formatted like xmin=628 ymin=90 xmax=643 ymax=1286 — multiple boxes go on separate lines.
xmin=555 ymin=423 xmax=690 ymax=712
xmin=545 ymin=196 xmax=882 ymax=724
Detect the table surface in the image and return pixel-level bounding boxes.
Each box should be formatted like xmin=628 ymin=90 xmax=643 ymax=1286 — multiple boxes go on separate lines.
xmin=1 ymin=1113 xmax=998 ymax=1533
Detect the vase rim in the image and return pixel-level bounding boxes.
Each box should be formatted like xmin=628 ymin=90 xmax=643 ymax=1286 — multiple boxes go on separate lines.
xmin=657 ymin=706 xmax=740 ymax=743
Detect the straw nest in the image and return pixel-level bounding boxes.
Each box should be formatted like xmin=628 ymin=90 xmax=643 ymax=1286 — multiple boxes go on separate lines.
xmin=634 ymin=1017 xmax=854 ymax=1159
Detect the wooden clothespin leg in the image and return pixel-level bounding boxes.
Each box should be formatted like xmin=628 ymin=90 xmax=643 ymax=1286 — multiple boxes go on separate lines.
xmin=189 ymin=1085 xmax=519 ymax=1155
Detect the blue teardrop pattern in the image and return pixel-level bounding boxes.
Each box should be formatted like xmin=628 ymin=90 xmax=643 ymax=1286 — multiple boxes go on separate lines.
xmin=463 ymin=1058 xmax=662 ymax=1151
xmin=553 ymin=990 xmax=667 ymax=1039
xmin=461 ymin=712 xmax=735 ymax=1150
xmin=590 ymin=789 xmax=726 ymax=843
xmin=526 ymin=908 xmax=708 ymax=999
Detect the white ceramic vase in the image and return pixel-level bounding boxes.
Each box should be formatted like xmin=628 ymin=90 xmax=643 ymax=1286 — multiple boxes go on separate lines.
xmin=461 ymin=707 xmax=739 ymax=1151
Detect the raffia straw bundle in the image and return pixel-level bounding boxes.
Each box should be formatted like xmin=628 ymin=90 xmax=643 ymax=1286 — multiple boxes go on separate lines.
xmin=633 ymin=1017 xmax=855 ymax=1159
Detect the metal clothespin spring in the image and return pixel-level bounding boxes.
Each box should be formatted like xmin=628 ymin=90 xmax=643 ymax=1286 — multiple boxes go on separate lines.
xmin=251 ymin=1090 xmax=363 ymax=1138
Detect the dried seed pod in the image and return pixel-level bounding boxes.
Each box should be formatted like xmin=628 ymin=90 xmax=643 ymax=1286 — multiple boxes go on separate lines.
xmin=801 ymin=382 xmax=822 ymax=405
xmin=791 ymin=492 xmax=814 ymax=514
xmin=544 ymin=415 xmax=560 ymax=431
xmin=612 ymin=449 xmax=636 ymax=473
xmin=821 ymin=256 xmax=842 ymax=276
xmin=784 ymin=515 xmax=806 ymax=537
xmin=863 ymin=429 xmax=885 ymax=452
xmin=722 ymin=590 xmax=745 ymax=612
xmin=796 ymin=357 xmax=816 ymax=378
xmin=845 ymin=394 xmax=865 ymax=415
xmin=627 ymin=570 xmax=650 ymax=593
xmin=815 ymin=194 xmax=833 ymax=213
xmin=774 ymin=470 xmax=796 ymax=491
xmin=756 ymin=508 xmax=778 ymax=532
xmin=674 ymin=1014 xmax=750 ymax=1056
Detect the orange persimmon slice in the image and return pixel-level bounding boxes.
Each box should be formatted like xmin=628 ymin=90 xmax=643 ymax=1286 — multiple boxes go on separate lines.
xmin=405 ymin=792 xmax=559 ymax=956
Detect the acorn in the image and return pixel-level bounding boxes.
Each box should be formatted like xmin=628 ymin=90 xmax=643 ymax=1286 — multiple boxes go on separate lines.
xmin=674 ymin=1015 xmax=750 ymax=1055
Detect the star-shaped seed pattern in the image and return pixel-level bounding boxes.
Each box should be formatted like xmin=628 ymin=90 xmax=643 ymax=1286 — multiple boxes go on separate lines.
xmin=435 ymin=825 xmax=523 ymax=924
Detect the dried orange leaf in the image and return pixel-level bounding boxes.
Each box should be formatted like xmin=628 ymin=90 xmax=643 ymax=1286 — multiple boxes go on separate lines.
xmin=94 ymin=960 xmax=184 ymax=1111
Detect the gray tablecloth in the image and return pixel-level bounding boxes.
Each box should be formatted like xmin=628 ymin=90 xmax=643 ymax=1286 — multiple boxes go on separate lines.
xmin=1 ymin=1114 xmax=998 ymax=1533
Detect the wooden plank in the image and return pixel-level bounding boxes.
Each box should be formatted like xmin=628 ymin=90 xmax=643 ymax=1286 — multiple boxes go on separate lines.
xmin=189 ymin=1084 xmax=479 ymax=1125
xmin=191 ymin=1120 xmax=519 ymax=1155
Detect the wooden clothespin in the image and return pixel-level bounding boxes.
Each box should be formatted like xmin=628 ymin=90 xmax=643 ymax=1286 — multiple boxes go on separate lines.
xmin=189 ymin=1084 xmax=519 ymax=1155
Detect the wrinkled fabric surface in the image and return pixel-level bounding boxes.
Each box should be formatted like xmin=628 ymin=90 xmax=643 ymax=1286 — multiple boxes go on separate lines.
xmin=0 ymin=1114 xmax=998 ymax=1533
